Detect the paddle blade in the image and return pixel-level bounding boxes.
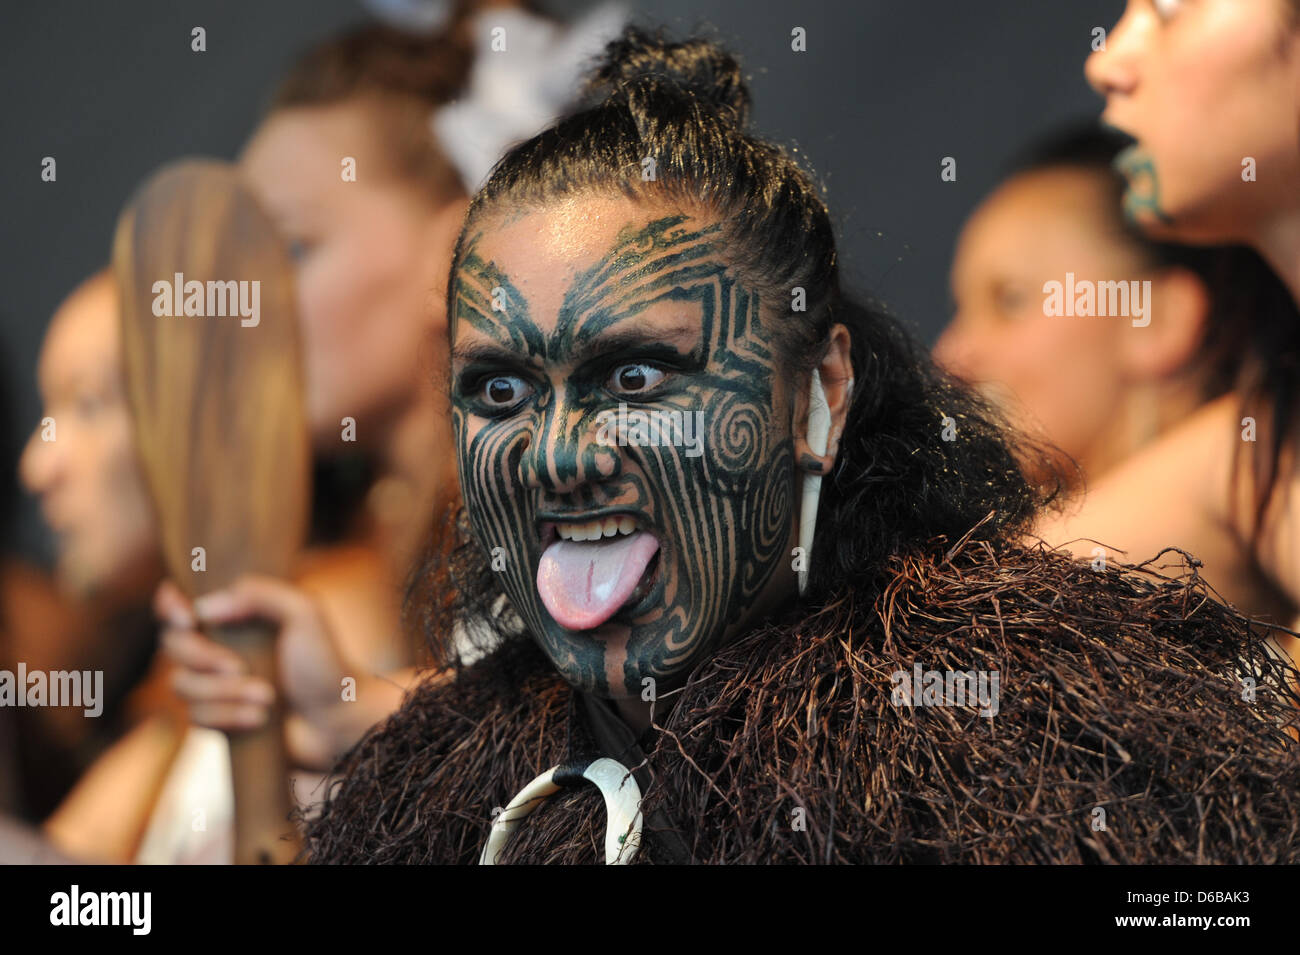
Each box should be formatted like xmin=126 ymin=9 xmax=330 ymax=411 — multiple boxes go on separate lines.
xmin=113 ymin=159 xmax=310 ymax=596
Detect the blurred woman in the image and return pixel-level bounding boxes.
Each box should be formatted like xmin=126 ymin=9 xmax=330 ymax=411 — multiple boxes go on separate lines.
xmin=16 ymin=273 xmax=179 ymax=859
xmin=1035 ymin=0 xmax=1300 ymax=642
xmin=1 ymin=321 xmax=118 ymax=826
xmin=938 ymin=124 xmax=1298 ymax=624
xmin=18 ymin=265 xmax=418 ymax=861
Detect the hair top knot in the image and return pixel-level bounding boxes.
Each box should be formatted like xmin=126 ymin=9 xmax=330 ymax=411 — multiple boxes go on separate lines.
xmin=586 ymin=27 xmax=752 ymax=130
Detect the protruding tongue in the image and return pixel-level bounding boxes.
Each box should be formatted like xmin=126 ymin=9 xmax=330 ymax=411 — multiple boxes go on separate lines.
xmin=537 ymin=530 xmax=660 ymax=632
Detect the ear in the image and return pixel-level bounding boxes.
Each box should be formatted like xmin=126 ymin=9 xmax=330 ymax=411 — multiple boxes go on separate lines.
xmin=793 ymin=323 xmax=853 ymax=475
xmin=1116 ymin=267 xmax=1209 ymax=381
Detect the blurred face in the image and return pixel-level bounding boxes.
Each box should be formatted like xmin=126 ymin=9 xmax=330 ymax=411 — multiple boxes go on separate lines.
xmin=20 ymin=274 xmax=159 ymax=599
xmin=1086 ymin=0 xmax=1300 ymax=242
xmin=450 ymin=197 xmax=799 ymax=700
xmin=240 ymin=99 xmax=455 ymax=446
xmin=935 ymin=169 xmax=1143 ymax=473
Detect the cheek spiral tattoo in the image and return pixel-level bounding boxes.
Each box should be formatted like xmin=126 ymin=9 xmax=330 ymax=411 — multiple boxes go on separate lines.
xmin=451 ymin=213 xmax=796 ymax=699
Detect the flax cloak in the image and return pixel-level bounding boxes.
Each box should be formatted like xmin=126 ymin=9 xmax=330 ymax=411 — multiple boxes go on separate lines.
xmin=305 ymin=535 xmax=1300 ymax=864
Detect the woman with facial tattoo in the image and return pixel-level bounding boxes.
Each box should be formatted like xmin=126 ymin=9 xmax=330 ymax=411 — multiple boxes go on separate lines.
xmin=175 ymin=28 xmax=1300 ymax=864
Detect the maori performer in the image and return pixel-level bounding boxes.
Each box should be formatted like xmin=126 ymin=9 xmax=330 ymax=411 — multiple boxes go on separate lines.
xmin=248 ymin=29 xmax=1298 ymax=863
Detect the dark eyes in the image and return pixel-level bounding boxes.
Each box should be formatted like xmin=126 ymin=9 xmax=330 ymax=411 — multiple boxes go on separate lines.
xmin=472 ymin=362 xmax=668 ymax=414
xmin=480 ymin=374 xmax=532 ymax=410
xmin=609 ymin=362 xmax=666 ymax=395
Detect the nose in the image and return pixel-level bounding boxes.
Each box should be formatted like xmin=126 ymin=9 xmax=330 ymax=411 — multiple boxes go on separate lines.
xmin=932 ymin=316 xmax=983 ymax=382
xmin=19 ymin=418 xmax=61 ymax=496
xmin=519 ymin=395 xmax=619 ymax=495
xmin=1086 ymin=5 xmax=1141 ymax=100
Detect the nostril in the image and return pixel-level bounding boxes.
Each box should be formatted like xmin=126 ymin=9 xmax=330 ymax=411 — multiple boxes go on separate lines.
xmin=1085 ymin=49 xmax=1136 ymax=99
xmin=1084 ymin=49 xmax=1114 ymax=94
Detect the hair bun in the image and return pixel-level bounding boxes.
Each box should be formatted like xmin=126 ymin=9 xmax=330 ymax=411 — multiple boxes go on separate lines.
xmin=589 ymin=27 xmax=751 ymax=129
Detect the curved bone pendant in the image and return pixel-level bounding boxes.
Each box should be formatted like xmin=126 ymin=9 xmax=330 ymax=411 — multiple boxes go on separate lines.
xmin=479 ymin=757 xmax=643 ymax=865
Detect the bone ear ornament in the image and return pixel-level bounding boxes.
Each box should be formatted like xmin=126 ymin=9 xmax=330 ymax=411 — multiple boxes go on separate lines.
xmin=798 ymin=369 xmax=831 ymax=596
xmin=480 ymin=757 xmax=644 ymax=865
xmin=798 ymin=370 xmax=853 ymax=596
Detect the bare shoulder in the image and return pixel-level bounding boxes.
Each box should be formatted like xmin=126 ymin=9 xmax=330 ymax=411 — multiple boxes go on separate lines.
xmin=1028 ymin=394 xmax=1277 ymax=611
xmin=1034 ymin=395 xmax=1238 ymax=548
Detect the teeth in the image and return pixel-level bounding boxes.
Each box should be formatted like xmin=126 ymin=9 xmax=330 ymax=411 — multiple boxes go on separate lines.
xmin=555 ymin=516 xmax=641 ymax=541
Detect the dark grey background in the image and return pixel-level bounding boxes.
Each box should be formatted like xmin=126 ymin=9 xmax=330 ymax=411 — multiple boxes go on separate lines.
xmin=0 ymin=0 xmax=1124 ymax=562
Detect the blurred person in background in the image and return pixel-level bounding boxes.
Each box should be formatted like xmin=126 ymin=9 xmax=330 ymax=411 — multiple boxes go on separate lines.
xmin=16 ymin=275 xmax=415 ymax=862
xmin=1 ymin=334 xmax=108 ymax=828
xmin=1034 ymin=0 xmax=1300 ymax=666
xmin=936 ymin=123 xmax=1299 ymax=626
xmin=15 ymin=272 xmax=185 ymax=860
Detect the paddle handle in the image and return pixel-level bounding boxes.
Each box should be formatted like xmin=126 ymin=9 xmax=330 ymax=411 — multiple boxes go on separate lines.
xmin=210 ymin=619 xmax=300 ymax=865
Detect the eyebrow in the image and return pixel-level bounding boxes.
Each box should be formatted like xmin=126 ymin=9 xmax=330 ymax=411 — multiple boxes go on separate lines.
xmin=450 ymin=340 xmax=536 ymax=368
xmin=451 ymin=319 xmax=703 ymax=367
xmin=569 ymin=319 xmax=702 ymax=365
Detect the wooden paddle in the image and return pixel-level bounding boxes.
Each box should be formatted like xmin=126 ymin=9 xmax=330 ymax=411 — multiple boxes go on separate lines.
xmin=113 ymin=159 xmax=310 ymax=865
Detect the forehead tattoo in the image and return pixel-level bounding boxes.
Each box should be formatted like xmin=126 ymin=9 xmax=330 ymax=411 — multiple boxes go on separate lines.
xmin=451 ymin=213 xmax=794 ymax=698
xmin=453 ymin=215 xmax=770 ymax=363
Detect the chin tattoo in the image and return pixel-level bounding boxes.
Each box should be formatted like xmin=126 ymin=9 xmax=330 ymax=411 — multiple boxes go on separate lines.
xmin=451 ymin=215 xmax=794 ymax=700
xmin=1115 ymin=145 xmax=1175 ymax=226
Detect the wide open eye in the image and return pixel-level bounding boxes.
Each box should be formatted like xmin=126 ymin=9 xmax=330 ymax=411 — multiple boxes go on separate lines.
xmin=608 ymin=362 xmax=666 ymax=396
xmin=480 ymin=374 xmax=532 ymax=410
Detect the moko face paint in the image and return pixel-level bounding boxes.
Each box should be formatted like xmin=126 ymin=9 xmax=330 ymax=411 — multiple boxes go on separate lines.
xmin=450 ymin=204 xmax=797 ymax=700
